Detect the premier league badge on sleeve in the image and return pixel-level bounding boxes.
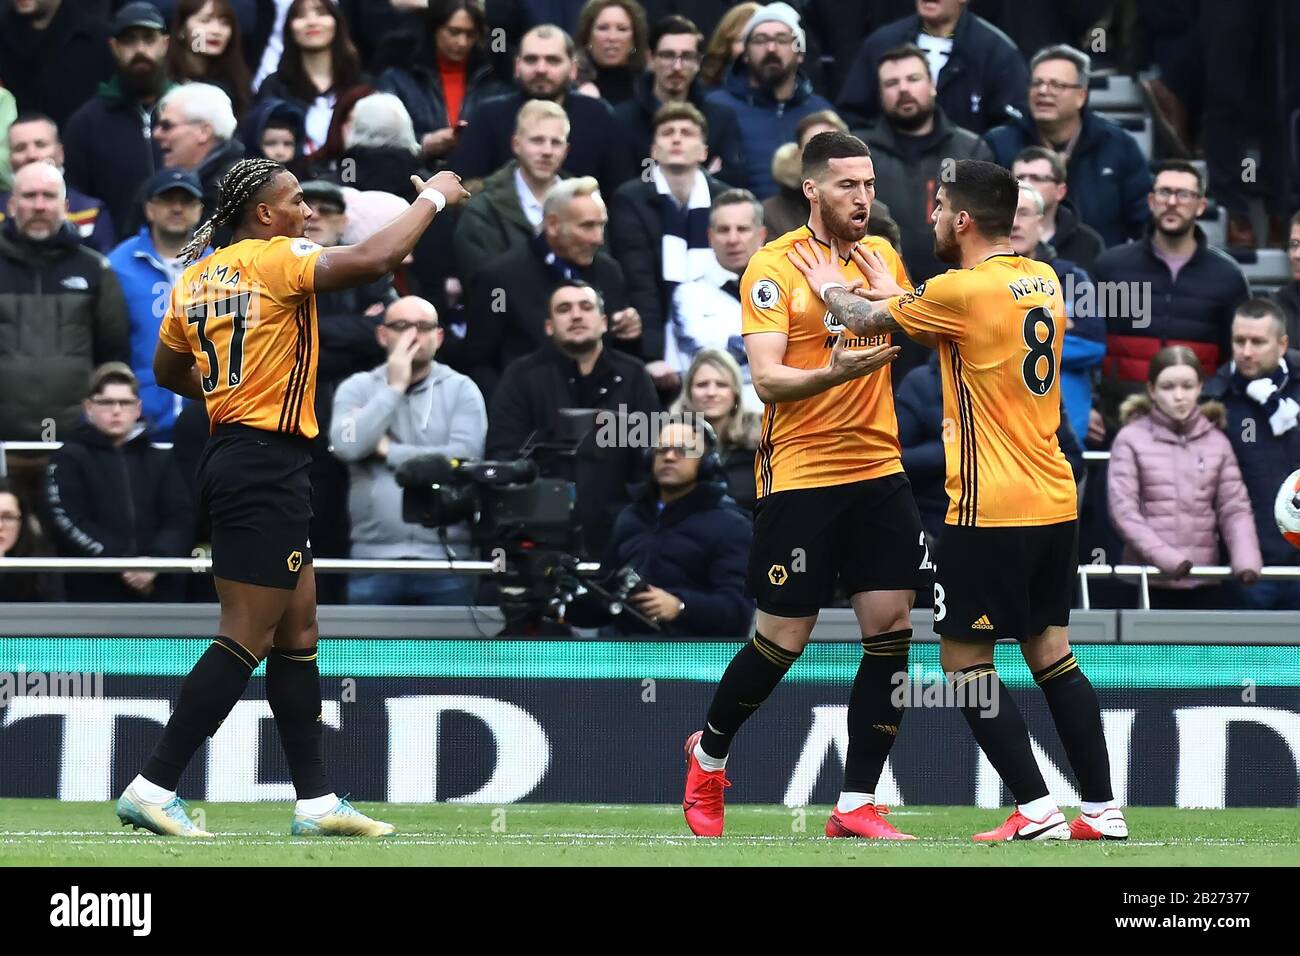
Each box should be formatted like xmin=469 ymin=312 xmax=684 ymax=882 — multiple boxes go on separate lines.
xmin=751 ymin=278 xmax=780 ymax=309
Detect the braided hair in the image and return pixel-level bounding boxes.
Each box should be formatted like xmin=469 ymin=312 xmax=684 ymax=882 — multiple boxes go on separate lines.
xmin=179 ymin=158 xmax=286 ymax=264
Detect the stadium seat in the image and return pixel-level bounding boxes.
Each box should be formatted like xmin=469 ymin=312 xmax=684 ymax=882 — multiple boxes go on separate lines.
xmin=1088 ymin=72 xmax=1144 ymax=113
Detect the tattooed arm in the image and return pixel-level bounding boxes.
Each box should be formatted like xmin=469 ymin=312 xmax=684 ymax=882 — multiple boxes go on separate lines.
xmin=822 ymin=287 xmax=904 ymax=338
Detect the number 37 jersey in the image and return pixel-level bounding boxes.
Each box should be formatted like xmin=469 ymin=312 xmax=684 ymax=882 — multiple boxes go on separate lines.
xmin=160 ymin=236 xmax=324 ymax=439
xmin=886 ymin=254 xmax=1076 ymax=528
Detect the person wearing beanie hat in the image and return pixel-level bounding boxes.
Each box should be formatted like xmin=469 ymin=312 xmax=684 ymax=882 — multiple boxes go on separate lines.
xmin=705 ymin=1 xmax=833 ymax=199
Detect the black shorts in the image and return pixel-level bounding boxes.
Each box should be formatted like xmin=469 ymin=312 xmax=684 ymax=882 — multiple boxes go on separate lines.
xmin=933 ymin=519 xmax=1077 ymax=642
xmin=745 ymin=472 xmax=932 ymax=617
xmin=198 ymin=424 xmax=313 ymax=590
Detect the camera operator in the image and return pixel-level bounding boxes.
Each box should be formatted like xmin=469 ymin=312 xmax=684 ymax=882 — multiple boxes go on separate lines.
xmin=486 ymin=280 xmax=660 ymax=558
xmin=572 ymin=416 xmax=754 ymax=637
xmin=331 ymin=296 xmax=488 ymax=605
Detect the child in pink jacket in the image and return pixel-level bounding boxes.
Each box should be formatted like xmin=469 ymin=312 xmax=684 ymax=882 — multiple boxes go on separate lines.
xmin=1108 ymin=345 xmax=1262 ymax=608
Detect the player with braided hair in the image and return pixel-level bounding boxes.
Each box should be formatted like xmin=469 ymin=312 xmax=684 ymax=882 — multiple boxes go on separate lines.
xmin=116 ymin=158 xmax=470 ymax=838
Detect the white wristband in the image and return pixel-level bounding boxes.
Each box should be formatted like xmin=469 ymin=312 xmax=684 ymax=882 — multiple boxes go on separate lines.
xmin=418 ymin=188 xmax=447 ymax=213
xmin=818 ymin=281 xmax=847 ymax=301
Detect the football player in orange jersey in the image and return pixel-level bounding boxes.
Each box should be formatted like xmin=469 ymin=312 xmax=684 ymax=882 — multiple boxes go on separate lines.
xmin=682 ymin=132 xmax=933 ymax=840
xmin=790 ymin=159 xmax=1125 ymax=842
xmin=116 ymin=158 xmax=470 ymax=837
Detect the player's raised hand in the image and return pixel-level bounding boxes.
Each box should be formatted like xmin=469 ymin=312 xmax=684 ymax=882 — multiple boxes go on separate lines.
xmin=786 ymin=240 xmax=860 ymax=301
xmin=827 ymin=333 xmax=899 ymax=383
xmin=410 ymin=170 xmax=472 ymax=206
xmin=850 ymin=247 xmax=906 ymax=300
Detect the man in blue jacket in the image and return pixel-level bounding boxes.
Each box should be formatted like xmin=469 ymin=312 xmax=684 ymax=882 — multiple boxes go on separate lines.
xmin=705 ymin=2 xmax=833 ymax=200
xmin=1201 ymin=300 xmax=1300 ymax=610
xmin=583 ymin=416 xmax=754 ymax=637
xmin=837 ymin=0 xmax=1029 ymax=135
xmin=984 ymin=45 xmax=1152 ymax=247
xmin=107 ymin=168 xmax=205 ymax=441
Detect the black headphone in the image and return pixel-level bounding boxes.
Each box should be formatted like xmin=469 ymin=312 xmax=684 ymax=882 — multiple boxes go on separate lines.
xmin=643 ymin=416 xmax=724 ymax=483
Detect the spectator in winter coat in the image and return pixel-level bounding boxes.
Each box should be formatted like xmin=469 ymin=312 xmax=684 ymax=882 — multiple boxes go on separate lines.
xmin=704 ymin=3 xmax=833 ymax=199
xmin=575 ymin=415 xmax=755 ymax=636
xmin=854 ymin=42 xmax=993 ymax=287
xmin=612 ymin=14 xmax=746 ymax=188
xmin=984 ymin=46 xmax=1152 ymax=247
xmin=0 ymin=113 xmax=117 ymax=255
xmin=0 ymin=477 xmax=62 ymax=603
xmin=62 ymin=5 xmax=175 ymax=230
xmin=452 ymin=98 xmax=570 ymax=287
xmin=1107 ymin=346 xmax=1261 ymax=610
xmin=486 ymin=280 xmax=662 ymax=558
xmin=376 ymin=0 xmax=506 ymax=163
xmin=1092 ymin=162 xmax=1251 ymax=441
xmin=575 ymin=0 xmax=650 ymax=107
xmin=1011 ymin=145 xmax=1103 ymax=273
xmin=450 ymin=177 xmax=640 ymax=399
xmin=0 ymin=0 xmax=117 ymax=129
xmin=256 ymin=0 xmax=366 ymax=154
xmin=0 ymin=163 xmax=130 ymax=440
xmin=609 ymin=103 xmax=730 ymax=372
xmin=837 ymin=0 xmax=1029 ymax=135
xmin=107 ymin=168 xmax=206 ymax=441
xmin=1201 ymin=300 xmax=1300 ymax=609
xmin=42 ymin=363 xmax=194 ymax=602
xmin=448 ymin=25 xmax=633 ymax=196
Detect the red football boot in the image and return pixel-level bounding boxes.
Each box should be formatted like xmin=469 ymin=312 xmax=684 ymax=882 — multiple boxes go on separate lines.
xmin=682 ymin=731 xmax=730 ymax=837
xmin=825 ymin=803 xmax=916 ymax=840
xmin=1069 ymin=807 xmax=1129 ymax=841
xmin=972 ymin=808 xmax=1070 ymax=842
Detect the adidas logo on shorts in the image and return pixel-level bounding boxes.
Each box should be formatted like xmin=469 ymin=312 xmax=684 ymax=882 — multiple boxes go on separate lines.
xmin=972 ymin=614 xmax=994 ymax=630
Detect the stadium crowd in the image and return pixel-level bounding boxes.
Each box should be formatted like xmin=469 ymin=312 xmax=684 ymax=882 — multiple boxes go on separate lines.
xmin=0 ymin=0 xmax=1298 ymax=621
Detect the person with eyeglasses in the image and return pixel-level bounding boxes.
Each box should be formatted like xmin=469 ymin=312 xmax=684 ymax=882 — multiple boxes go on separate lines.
xmin=61 ymin=2 xmax=176 ymax=232
xmin=705 ymin=2 xmax=833 ymax=200
xmin=0 ymin=477 xmax=61 ymax=603
xmin=330 ymin=295 xmax=486 ymax=607
xmin=613 ymin=15 xmax=746 ymax=190
xmin=41 ymin=362 xmax=195 ymax=604
xmin=984 ymin=44 xmax=1152 ymax=247
xmin=1011 ymin=145 xmax=1103 ymax=273
xmin=1092 ymin=160 xmax=1251 ymax=448
xmin=153 ymin=83 xmax=245 ymax=226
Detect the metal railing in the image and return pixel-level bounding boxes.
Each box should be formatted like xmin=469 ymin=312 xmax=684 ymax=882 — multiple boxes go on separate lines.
xmin=1079 ymin=563 xmax=1300 ymax=610
xmin=2 ymin=556 xmax=1297 ymax=611
xmin=0 ymin=556 xmax=601 ymax=575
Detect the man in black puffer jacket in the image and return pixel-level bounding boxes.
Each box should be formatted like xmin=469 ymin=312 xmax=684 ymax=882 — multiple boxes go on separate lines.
xmin=0 ymin=163 xmax=129 ymax=441
xmin=577 ymin=415 xmax=754 ymax=637
xmin=42 ymin=363 xmax=194 ymax=602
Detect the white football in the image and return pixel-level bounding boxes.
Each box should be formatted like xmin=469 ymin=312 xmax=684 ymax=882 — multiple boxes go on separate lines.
xmin=1275 ymin=468 xmax=1300 ymax=548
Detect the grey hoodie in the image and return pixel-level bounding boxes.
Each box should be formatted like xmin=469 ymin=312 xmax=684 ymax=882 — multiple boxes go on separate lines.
xmin=330 ymin=362 xmax=487 ymax=559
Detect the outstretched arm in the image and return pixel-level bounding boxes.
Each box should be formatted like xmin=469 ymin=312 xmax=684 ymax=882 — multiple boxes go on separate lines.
xmin=313 ymin=170 xmax=471 ymax=293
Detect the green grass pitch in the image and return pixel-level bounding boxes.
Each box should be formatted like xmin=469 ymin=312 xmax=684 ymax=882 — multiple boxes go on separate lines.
xmin=1 ymin=801 xmax=1298 ymax=866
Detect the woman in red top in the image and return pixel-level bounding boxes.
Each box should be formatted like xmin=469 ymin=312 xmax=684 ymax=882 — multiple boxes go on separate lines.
xmin=377 ymin=0 xmax=506 ymax=165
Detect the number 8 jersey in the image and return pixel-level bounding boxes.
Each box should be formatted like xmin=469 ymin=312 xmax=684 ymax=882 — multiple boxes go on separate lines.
xmin=160 ymin=236 xmax=324 ymax=439
xmin=885 ymin=254 xmax=1076 ymax=528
